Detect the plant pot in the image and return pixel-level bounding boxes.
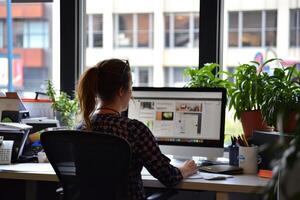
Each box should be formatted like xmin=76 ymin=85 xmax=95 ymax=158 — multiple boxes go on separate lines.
xmin=240 ymin=110 xmax=273 ymax=139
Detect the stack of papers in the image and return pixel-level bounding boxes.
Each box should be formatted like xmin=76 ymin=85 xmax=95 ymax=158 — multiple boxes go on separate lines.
xmin=0 ymin=122 xmax=32 ymax=131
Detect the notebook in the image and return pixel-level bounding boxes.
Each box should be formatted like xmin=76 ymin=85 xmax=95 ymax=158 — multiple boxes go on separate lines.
xmin=198 ymin=164 xmax=243 ymax=175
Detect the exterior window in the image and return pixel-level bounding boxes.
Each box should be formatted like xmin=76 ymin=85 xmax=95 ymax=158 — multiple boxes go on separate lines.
xmin=228 ymin=12 xmax=238 ymax=47
xmin=194 ymin=14 xmax=199 ymax=47
xmin=86 ymin=14 xmax=103 ymax=47
xmin=13 ymin=21 xmax=23 ymax=48
xmin=0 ymin=2 xmax=55 ymax=94
xmin=228 ymin=10 xmax=277 ymax=47
xmin=23 ymin=21 xmax=49 ymax=48
xmin=115 ymin=13 xmax=153 ymax=48
xmin=164 ymin=67 xmax=190 ymax=87
xmin=242 ymin=11 xmax=262 ymax=46
xmin=265 ymin=11 xmax=277 ymax=46
xmin=165 ymin=13 xmax=199 ymax=48
xmin=132 ymin=67 xmax=153 ymax=87
xmin=290 ymin=9 xmax=300 ymax=47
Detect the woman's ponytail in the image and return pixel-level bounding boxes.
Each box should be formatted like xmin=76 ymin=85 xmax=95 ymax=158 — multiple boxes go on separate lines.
xmin=77 ymin=67 xmax=99 ymax=130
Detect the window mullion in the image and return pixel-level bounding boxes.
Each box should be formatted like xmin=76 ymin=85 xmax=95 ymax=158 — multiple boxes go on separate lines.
xmin=262 ymin=11 xmax=266 ymax=47
xmin=88 ymin=15 xmax=93 ymax=48
xmin=189 ymin=13 xmax=193 ymax=48
xmin=149 ymin=14 xmax=153 ymax=48
xmin=133 ymin=14 xmax=137 ymax=48
xmin=238 ymin=11 xmax=242 ymax=47
xmin=170 ymin=14 xmax=174 ymax=48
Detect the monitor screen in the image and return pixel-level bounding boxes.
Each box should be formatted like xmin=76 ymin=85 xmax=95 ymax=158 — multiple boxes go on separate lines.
xmin=127 ymin=87 xmax=226 ymax=159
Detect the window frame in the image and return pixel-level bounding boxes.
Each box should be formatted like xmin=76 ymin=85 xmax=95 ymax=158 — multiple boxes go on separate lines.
xmin=290 ymin=9 xmax=300 ymax=47
xmin=86 ymin=14 xmax=103 ymax=48
xmin=228 ymin=10 xmax=277 ymax=48
xmin=165 ymin=12 xmax=199 ymax=48
xmin=114 ymin=13 xmax=153 ymax=48
xmin=61 ymin=0 xmax=221 ymax=95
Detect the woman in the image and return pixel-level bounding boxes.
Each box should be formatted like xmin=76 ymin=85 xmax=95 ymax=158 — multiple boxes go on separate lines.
xmin=77 ymin=58 xmax=198 ymax=199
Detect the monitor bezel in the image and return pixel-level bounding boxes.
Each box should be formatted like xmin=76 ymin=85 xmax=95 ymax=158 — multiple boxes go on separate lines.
xmin=125 ymin=87 xmax=226 ymax=149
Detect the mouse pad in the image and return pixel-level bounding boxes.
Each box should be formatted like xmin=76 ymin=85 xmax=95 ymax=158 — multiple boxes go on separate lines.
xmin=198 ymin=165 xmax=243 ymax=175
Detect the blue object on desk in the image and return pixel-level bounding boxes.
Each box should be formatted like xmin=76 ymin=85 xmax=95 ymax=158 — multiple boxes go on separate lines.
xmin=229 ymin=145 xmax=239 ymax=166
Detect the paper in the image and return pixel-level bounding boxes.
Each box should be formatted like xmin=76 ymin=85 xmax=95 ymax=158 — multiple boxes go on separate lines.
xmin=187 ymin=172 xmax=233 ymax=180
xmin=0 ymin=122 xmax=32 ymax=130
xmin=0 ymin=163 xmax=54 ymax=173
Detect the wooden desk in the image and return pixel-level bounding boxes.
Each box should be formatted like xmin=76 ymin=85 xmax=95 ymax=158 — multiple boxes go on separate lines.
xmin=0 ymin=163 xmax=269 ymax=200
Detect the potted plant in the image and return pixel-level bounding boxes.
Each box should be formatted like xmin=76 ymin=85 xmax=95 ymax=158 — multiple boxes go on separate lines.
xmin=227 ymin=60 xmax=274 ymax=138
xmin=261 ymin=65 xmax=300 ymax=133
xmin=46 ymin=80 xmax=79 ymax=128
xmin=184 ymin=63 xmax=232 ymax=89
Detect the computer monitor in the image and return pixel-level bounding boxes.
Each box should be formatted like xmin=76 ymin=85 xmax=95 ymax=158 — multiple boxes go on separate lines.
xmin=127 ymin=87 xmax=226 ymax=160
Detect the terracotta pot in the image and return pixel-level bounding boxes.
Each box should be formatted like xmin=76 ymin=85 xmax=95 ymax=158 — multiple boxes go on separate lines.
xmin=240 ymin=110 xmax=273 ymax=139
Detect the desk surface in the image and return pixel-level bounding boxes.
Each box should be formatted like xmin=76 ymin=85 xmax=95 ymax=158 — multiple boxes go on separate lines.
xmin=0 ymin=163 xmax=269 ymax=194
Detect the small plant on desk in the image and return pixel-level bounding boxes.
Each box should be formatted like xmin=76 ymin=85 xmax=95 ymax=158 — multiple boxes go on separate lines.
xmin=46 ymin=80 xmax=79 ymax=128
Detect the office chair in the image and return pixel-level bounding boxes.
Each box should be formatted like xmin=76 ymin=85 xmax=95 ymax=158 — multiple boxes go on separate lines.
xmin=41 ymin=130 xmax=131 ymax=200
xmin=41 ymin=130 xmax=176 ymax=200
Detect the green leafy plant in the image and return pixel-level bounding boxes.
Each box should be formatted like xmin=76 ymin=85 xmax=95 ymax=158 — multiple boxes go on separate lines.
xmin=228 ymin=60 xmax=271 ymax=120
xmin=261 ymin=65 xmax=300 ymax=128
xmin=184 ymin=63 xmax=232 ymax=88
xmin=46 ymin=80 xmax=79 ymax=128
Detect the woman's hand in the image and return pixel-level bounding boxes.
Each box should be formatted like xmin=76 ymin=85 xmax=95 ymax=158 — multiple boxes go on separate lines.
xmin=178 ymin=160 xmax=198 ymax=178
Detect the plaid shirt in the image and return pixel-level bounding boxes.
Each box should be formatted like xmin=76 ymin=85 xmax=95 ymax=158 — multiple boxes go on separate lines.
xmin=77 ymin=114 xmax=183 ymax=200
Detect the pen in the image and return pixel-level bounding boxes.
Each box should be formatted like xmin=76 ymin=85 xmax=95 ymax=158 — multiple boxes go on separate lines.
xmin=241 ymin=134 xmax=249 ymax=147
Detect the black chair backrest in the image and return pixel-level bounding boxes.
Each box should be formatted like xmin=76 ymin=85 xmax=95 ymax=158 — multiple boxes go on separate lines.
xmin=41 ymin=130 xmax=131 ymax=200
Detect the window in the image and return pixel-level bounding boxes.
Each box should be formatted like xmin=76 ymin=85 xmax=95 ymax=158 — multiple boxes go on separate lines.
xmin=86 ymin=14 xmax=103 ymax=48
xmin=0 ymin=2 xmax=57 ymax=95
xmin=115 ymin=13 xmax=153 ymax=48
xmin=23 ymin=21 xmax=49 ymax=48
xmin=164 ymin=67 xmax=190 ymax=87
xmin=131 ymin=67 xmax=153 ymax=87
xmin=165 ymin=13 xmax=199 ymax=48
xmin=290 ymin=9 xmax=300 ymax=47
xmin=13 ymin=20 xmax=24 ymax=48
xmin=83 ymin=0 xmax=201 ymax=87
xmin=228 ymin=10 xmax=277 ymax=47
xmin=8 ymin=20 xmax=49 ymax=48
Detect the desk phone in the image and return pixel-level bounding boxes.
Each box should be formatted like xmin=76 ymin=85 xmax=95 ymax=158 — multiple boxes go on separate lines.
xmin=0 ymin=136 xmax=13 ymax=164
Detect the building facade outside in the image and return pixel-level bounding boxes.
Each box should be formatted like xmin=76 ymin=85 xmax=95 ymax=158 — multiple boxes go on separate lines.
xmin=223 ymin=0 xmax=300 ymax=74
xmin=0 ymin=3 xmax=53 ymax=93
xmin=85 ymin=0 xmax=300 ymax=88
xmin=85 ymin=0 xmax=200 ymax=87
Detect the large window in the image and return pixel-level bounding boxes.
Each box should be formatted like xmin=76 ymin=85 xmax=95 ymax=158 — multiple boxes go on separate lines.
xmin=290 ymin=9 xmax=300 ymax=47
xmin=0 ymin=2 xmax=58 ymax=95
xmin=84 ymin=0 xmax=201 ymax=88
xmin=165 ymin=13 xmax=199 ymax=48
xmin=86 ymin=14 xmax=103 ymax=48
xmin=228 ymin=10 xmax=277 ymax=47
xmin=114 ymin=13 xmax=153 ymax=48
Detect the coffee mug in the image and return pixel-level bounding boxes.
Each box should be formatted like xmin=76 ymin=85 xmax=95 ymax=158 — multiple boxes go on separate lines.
xmin=238 ymin=146 xmax=260 ymax=174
